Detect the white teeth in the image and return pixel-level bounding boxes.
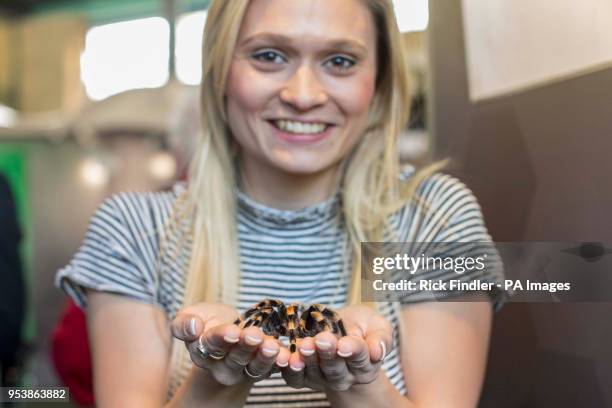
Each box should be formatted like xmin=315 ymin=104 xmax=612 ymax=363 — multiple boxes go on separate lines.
xmin=274 ymin=120 xmax=327 ymax=134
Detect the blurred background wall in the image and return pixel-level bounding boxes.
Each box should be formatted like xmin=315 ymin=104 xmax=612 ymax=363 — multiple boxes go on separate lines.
xmin=0 ymin=0 xmax=209 ymax=393
xmin=428 ymin=1 xmax=612 ymax=406
xmin=0 ymin=0 xmax=610 ymax=407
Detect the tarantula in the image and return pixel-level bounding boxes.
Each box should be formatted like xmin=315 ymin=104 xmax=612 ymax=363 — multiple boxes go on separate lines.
xmin=234 ymin=299 xmax=347 ymax=353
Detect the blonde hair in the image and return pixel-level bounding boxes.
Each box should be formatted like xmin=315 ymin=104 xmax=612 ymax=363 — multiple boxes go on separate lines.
xmin=164 ymin=0 xmax=445 ymax=391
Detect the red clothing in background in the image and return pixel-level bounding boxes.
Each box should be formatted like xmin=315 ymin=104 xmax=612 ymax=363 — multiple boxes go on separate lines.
xmin=51 ymin=299 xmax=94 ymax=407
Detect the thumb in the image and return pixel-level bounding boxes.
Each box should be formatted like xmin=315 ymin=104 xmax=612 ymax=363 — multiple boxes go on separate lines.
xmin=364 ymin=316 xmax=393 ymax=363
xmin=171 ymin=313 xmax=204 ymax=342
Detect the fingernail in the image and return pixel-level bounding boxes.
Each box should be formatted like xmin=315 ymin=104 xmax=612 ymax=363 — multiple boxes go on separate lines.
xmin=277 ymin=360 xmax=289 ymax=368
xmin=187 ymin=318 xmax=197 ymax=337
xmin=315 ymin=340 xmax=332 ymax=350
xmin=245 ymin=335 xmax=262 ymax=345
xmin=337 ymin=350 xmax=353 ymax=358
xmin=262 ymin=347 xmax=278 ymax=357
xmin=380 ymin=341 xmax=387 ymax=361
xmin=290 ymin=363 xmax=304 ymax=371
xmin=224 ymin=335 xmax=239 ymax=343
xmin=300 ymin=348 xmax=315 ymax=356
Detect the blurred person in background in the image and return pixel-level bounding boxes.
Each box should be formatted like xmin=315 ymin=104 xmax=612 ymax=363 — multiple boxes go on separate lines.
xmin=49 ymin=79 xmax=200 ymax=408
xmin=50 ymin=298 xmax=94 ymax=407
xmin=56 ymin=0 xmax=504 ymax=407
xmin=0 ymin=173 xmax=25 ymax=387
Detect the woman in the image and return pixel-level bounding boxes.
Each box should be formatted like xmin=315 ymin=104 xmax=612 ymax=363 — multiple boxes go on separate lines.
xmin=56 ymin=0 xmax=504 ymax=406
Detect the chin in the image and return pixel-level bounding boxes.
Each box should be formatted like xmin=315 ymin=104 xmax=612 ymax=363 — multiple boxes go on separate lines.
xmin=269 ymin=154 xmax=335 ymax=176
xmin=274 ymin=162 xmax=330 ymax=176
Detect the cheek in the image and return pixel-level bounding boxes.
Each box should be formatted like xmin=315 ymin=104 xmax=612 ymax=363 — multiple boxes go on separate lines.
xmin=332 ymin=74 xmax=376 ymax=118
xmin=226 ymin=62 xmax=272 ymax=114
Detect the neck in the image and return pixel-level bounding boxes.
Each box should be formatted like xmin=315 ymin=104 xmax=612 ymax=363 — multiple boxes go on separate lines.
xmin=238 ymin=158 xmax=342 ymax=210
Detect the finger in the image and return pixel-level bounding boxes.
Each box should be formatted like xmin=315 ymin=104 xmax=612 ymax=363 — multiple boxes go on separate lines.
xmin=171 ymin=313 xmax=203 ymax=342
xmin=364 ymin=316 xmax=393 ymax=363
xmin=186 ymin=336 xmax=214 ymax=369
xmin=299 ymin=337 xmax=325 ymax=390
xmin=224 ymin=326 xmax=264 ymax=371
xmin=314 ymin=332 xmax=350 ymax=389
xmin=200 ymin=323 xmax=242 ymax=359
xmin=365 ymin=331 xmax=392 ymax=363
xmin=245 ymin=336 xmax=281 ymax=379
xmin=179 ymin=303 xmax=240 ymax=327
xmin=338 ymin=335 xmax=378 ymax=384
xmin=276 ymin=346 xmax=291 ymax=369
xmin=282 ymin=351 xmax=306 ymax=389
xmin=314 ymin=331 xmax=338 ymax=360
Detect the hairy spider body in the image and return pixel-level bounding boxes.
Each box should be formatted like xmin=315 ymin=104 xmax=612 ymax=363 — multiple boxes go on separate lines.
xmin=234 ymin=299 xmax=347 ymax=353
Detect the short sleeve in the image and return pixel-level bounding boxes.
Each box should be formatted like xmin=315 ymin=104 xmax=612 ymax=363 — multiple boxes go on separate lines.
xmin=396 ymin=173 xmax=507 ymax=311
xmin=55 ymin=193 xmax=160 ymax=309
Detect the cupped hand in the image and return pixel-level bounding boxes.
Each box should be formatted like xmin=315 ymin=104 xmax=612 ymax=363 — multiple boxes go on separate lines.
xmin=281 ymin=305 xmax=393 ymax=392
xmin=171 ymin=303 xmax=291 ymax=386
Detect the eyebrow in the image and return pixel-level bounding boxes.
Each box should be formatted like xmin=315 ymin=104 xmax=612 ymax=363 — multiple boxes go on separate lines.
xmin=240 ymin=32 xmax=369 ymax=55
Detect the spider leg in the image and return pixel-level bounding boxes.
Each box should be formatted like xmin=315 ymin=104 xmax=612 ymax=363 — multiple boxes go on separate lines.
xmin=321 ymin=307 xmax=336 ymax=318
xmin=260 ymin=310 xmax=283 ymax=338
xmin=286 ymin=303 xmax=301 ymax=353
xmin=276 ymin=302 xmax=288 ymax=337
xmin=299 ymin=306 xmax=313 ymax=337
xmin=258 ymin=300 xmax=271 ymax=308
xmin=243 ymin=308 xmax=269 ymax=329
xmin=299 ymin=313 xmax=309 ymax=337
xmin=267 ymin=299 xmax=283 ymax=308
xmin=318 ymin=306 xmax=347 ymax=337
xmin=329 ymin=319 xmax=347 ymax=337
xmin=288 ymin=332 xmax=297 ymax=353
xmin=243 ymin=299 xmax=274 ymax=320
xmin=301 ymin=305 xmax=330 ymax=337
xmin=337 ymin=319 xmax=347 ymax=337
xmin=243 ymin=307 xmax=260 ymax=320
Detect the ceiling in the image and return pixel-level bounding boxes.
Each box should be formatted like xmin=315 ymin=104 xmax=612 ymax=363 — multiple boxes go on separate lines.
xmin=0 ymin=0 xmax=209 ymax=22
xmin=1 ymin=0 xmax=65 ymax=16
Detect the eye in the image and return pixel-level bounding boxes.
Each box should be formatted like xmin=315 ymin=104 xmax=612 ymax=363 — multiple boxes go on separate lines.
xmin=252 ymin=50 xmax=287 ymax=65
xmin=325 ymin=55 xmax=356 ymax=71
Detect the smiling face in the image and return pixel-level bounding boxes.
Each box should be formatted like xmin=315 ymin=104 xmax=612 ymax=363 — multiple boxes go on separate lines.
xmin=226 ymin=0 xmax=378 ymax=178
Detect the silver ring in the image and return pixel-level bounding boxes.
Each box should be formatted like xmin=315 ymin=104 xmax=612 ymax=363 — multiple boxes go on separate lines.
xmin=208 ymin=351 xmax=226 ymax=361
xmin=197 ymin=337 xmax=226 ymax=360
xmin=196 ymin=337 xmax=210 ymax=359
xmin=244 ymin=365 xmax=265 ymax=380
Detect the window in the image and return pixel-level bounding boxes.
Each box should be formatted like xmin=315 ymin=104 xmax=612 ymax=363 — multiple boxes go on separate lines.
xmin=80 ymin=17 xmax=170 ymax=100
xmin=393 ymin=0 xmax=429 ymax=32
xmin=80 ymin=2 xmax=428 ymax=94
xmin=175 ymin=10 xmax=208 ymax=85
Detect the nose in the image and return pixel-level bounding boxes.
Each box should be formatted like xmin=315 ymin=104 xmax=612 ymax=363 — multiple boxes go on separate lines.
xmin=280 ymin=65 xmax=328 ymax=111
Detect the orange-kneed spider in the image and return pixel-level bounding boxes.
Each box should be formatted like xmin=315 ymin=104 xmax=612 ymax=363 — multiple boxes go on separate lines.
xmin=234 ymin=299 xmax=347 ymax=352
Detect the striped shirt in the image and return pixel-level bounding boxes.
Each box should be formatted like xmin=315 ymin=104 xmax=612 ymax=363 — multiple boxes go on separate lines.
xmin=55 ymin=166 xmax=505 ymax=406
